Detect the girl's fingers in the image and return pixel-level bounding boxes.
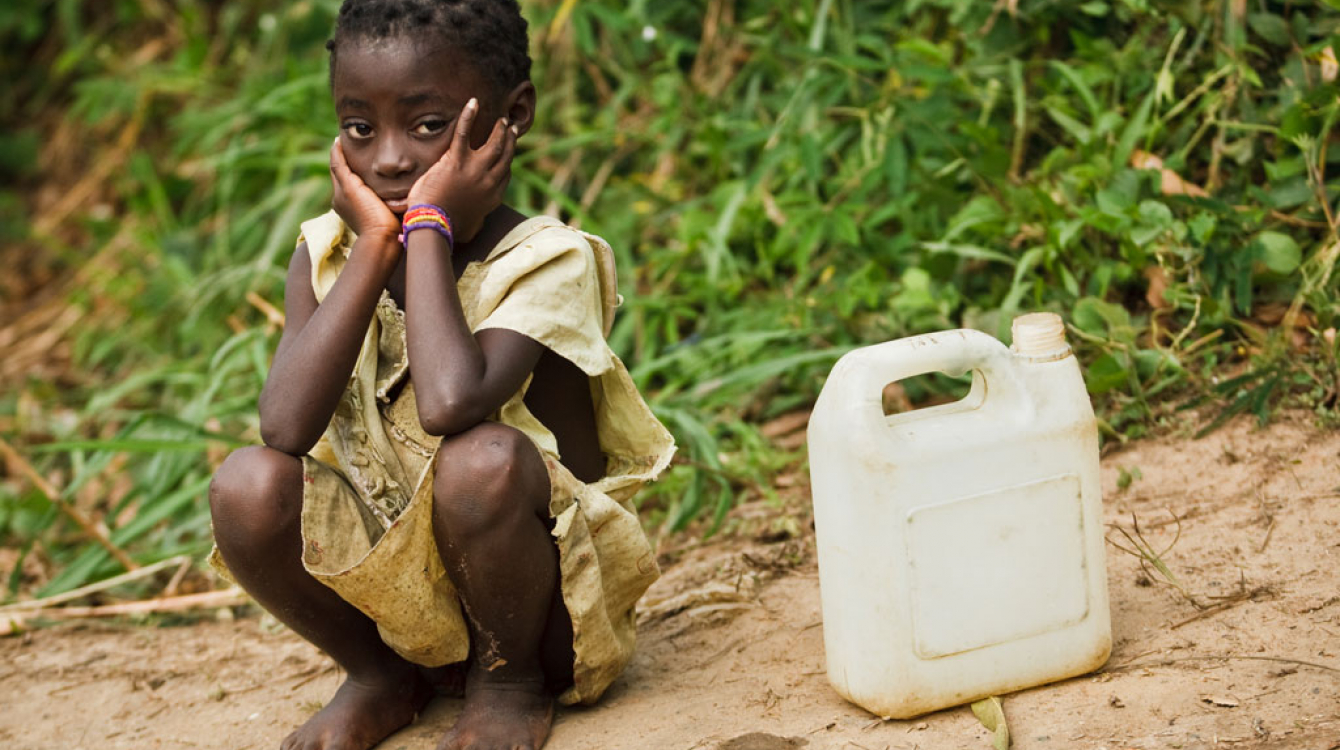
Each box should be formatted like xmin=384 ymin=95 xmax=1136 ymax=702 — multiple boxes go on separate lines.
xmin=453 ymin=97 xmax=479 ymax=153
xmin=332 ymin=139 xmax=383 ymax=200
xmin=494 ymin=123 xmax=517 ymax=177
xmin=484 ymin=117 xmax=509 ymax=166
xmin=330 ymin=138 xmax=369 ymax=192
xmin=440 ymin=113 xmax=461 ymax=154
xmin=330 ymin=138 xmax=351 ymax=179
xmin=330 ymin=139 xmax=350 ymax=204
xmin=494 ymin=154 xmax=513 ymax=197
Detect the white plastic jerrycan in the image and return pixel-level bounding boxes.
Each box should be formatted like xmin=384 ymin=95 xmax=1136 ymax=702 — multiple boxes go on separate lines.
xmin=808 ymin=312 xmax=1111 ymax=719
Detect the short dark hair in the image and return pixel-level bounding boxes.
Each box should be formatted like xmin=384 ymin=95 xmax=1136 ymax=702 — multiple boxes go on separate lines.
xmin=327 ymin=0 xmax=532 ymax=93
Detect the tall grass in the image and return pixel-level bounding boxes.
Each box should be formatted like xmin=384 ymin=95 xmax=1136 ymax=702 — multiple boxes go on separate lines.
xmin=1 ymin=0 xmax=1337 ymax=598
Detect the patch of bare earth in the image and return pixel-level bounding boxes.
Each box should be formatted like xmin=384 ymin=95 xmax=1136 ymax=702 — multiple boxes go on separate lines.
xmin=2 ymin=414 xmax=1338 ymax=750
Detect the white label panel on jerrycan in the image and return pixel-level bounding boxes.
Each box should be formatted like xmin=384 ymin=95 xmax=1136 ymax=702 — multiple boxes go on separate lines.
xmin=808 ymin=313 xmax=1111 ymax=719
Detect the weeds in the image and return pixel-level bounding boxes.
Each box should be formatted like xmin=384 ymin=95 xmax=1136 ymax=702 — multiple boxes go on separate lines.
xmin=1106 ymin=510 xmax=1200 ymax=607
xmin=1107 ymin=509 xmax=1276 ymax=618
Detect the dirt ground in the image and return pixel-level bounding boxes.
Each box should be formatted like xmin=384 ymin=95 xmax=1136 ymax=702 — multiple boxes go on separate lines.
xmin=2 ymin=413 xmax=1338 ymax=750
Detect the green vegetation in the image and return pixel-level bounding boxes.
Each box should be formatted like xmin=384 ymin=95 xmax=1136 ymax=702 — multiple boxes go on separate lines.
xmin=1 ymin=1 xmax=1337 ymax=599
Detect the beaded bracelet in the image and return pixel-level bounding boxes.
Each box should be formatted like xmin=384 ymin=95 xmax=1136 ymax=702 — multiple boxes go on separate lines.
xmin=399 ymin=204 xmax=454 ymax=249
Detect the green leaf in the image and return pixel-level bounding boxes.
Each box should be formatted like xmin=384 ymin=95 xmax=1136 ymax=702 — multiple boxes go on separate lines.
xmin=28 ymin=439 xmax=224 ymax=453
xmin=1247 ymin=13 xmax=1291 ymax=46
xmin=1001 ymin=246 xmax=1046 ymax=313
xmin=1235 ymin=257 xmax=1254 ymax=313
xmin=900 ymin=266 xmax=933 ymax=295
xmin=1130 ymin=224 xmax=1165 ymax=246
xmin=921 ymin=241 xmax=1017 ymax=265
xmin=1052 ymin=218 xmax=1082 ymax=250
xmin=1137 ymin=200 xmax=1173 ymax=228
xmin=1096 ymin=190 xmax=1131 ymax=217
xmin=1114 ymin=87 xmax=1156 ymax=171
xmin=943 ymin=195 xmax=1006 ymax=242
xmin=1097 ymin=169 xmax=1141 ymax=215
xmin=1188 ymin=213 xmax=1217 ymax=244
xmin=1086 ymin=352 xmax=1129 ymax=395
xmin=1116 ymin=465 xmax=1142 ymax=490
xmin=971 ymin=696 xmax=1011 ymax=750
xmin=1073 ymin=297 xmax=1134 ymax=340
xmin=896 ymin=38 xmax=951 ymax=65
xmin=1049 ymin=61 xmax=1101 ymax=122
xmin=1256 ymin=231 xmax=1301 ymax=275
xmin=1044 ymin=104 xmax=1093 ymax=145
xmin=1133 ymin=348 xmax=1171 ymax=380
xmin=808 ymin=0 xmax=835 ymax=51
xmin=1264 ymin=177 xmax=1313 ymax=210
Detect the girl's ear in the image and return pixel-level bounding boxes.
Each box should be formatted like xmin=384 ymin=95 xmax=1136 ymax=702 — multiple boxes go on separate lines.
xmin=503 ymin=81 xmax=537 ymax=137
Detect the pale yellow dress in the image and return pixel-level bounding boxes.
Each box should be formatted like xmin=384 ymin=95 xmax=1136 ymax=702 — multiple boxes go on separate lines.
xmin=223 ymin=211 xmax=675 ymax=706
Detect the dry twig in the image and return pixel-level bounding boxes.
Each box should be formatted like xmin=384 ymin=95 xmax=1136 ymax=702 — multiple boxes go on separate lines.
xmin=1 ymin=588 xmax=248 ymax=636
xmin=0 ymin=436 xmax=138 ymax=573
xmin=1106 ymin=653 xmax=1340 ymax=676
xmin=0 ymin=555 xmax=191 ymax=614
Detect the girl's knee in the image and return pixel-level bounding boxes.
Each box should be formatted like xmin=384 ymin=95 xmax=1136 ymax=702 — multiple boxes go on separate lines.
xmin=432 ymin=423 xmax=549 ymax=534
xmin=209 ymin=446 xmax=302 ymax=540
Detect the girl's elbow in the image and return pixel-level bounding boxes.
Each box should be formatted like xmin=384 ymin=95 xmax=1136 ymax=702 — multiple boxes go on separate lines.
xmin=259 ymin=422 xmax=315 ymax=457
xmin=416 ymin=396 xmax=483 ymax=437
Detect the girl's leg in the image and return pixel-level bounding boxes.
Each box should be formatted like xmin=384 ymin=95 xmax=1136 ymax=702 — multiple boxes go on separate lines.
xmin=209 ymin=446 xmax=432 ymax=750
xmin=430 ymin=423 xmax=573 ymax=750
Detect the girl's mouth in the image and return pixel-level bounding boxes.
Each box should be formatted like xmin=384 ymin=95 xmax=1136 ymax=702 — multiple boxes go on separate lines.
xmin=384 ymin=197 xmax=409 ymax=214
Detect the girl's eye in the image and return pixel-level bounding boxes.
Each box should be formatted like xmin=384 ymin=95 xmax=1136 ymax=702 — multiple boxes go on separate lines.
xmin=342 ymin=122 xmax=373 ymax=139
xmin=413 ymin=119 xmax=449 ymax=137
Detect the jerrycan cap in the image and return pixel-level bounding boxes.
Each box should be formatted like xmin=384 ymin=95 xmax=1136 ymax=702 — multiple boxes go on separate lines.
xmin=1011 ymin=312 xmax=1071 ymax=361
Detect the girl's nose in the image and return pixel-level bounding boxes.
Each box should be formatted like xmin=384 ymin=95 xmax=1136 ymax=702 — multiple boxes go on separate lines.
xmin=372 ymin=135 xmax=414 ymax=179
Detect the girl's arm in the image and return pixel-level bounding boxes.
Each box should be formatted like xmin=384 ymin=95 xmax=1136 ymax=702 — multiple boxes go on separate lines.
xmin=258 ymin=143 xmax=404 ymax=455
xmin=257 ymin=236 xmax=399 ymax=454
xmin=400 ymin=101 xmax=537 ymax=436
xmin=404 ymin=248 xmax=543 ymax=436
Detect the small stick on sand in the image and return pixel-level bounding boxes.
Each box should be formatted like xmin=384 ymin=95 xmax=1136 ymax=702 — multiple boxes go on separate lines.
xmin=0 ymin=555 xmax=193 ymax=614
xmin=1 ymin=588 xmax=247 ymax=636
xmin=1106 ymin=653 xmax=1340 ymax=675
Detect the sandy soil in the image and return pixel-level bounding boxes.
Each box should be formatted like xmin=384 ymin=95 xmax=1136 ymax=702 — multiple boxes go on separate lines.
xmin=2 ymin=413 xmax=1338 ymax=750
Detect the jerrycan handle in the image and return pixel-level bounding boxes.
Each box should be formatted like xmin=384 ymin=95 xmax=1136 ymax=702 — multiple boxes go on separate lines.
xmin=831 ymin=328 xmax=1027 ymax=417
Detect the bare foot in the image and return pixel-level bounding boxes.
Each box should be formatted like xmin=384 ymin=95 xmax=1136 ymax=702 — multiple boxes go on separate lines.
xmin=437 ymin=679 xmax=554 ymax=750
xmin=281 ymin=667 xmax=433 ymax=750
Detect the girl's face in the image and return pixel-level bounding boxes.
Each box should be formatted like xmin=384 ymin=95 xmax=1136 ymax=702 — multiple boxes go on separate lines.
xmin=331 ymin=36 xmax=505 ymax=214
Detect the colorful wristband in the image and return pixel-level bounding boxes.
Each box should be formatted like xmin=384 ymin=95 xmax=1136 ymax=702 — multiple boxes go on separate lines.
xmin=399 ymin=204 xmax=454 ymax=249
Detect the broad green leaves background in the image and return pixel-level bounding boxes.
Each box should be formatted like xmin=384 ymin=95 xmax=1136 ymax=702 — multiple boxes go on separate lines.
xmin=1 ymin=1 xmax=1337 ymax=597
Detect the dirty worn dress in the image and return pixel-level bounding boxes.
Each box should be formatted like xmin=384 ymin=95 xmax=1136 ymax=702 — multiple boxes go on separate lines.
xmin=239 ymin=210 xmax=673 ymax=706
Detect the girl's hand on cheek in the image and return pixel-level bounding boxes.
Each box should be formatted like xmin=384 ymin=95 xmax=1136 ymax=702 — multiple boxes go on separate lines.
xmin=330 ymin=138 xmax=401 ymax=246
xmin=407 ymin=98 xmax=517 ymax=244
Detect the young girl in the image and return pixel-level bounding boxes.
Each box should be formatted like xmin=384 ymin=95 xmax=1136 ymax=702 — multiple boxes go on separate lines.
xmin=208 ymin=2 xmax=674 ymax=749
